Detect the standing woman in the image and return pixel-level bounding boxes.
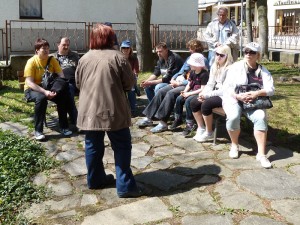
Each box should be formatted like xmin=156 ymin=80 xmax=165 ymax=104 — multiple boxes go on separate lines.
xmin=76 ymin=24 xmax=143 ymax=197
xmin=120 ymin=40 xmax=140 ymax=115
xmin=222 ymin=42 xmax=275 ymax=168
xmin=190 ymin=45 xmax=233 ymax=142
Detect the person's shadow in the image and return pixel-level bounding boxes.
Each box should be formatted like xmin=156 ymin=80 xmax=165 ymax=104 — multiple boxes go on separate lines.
xmin=135 ymin=164 xmax=221 ymax=197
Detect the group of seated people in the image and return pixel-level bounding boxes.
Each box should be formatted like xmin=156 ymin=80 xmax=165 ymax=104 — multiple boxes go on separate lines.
xmin=23 ymin=32 xmax=274 ymax=169
xmin=137 ymin=40 xmax=274 ymax=169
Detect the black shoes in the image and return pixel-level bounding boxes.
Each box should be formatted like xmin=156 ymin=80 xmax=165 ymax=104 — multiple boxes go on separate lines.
xmin=182 ymin=123 xmax=197 ymax=137
xmin=88 ymin=174 xmax=115 ymax=189
xmin=168 ymin=119 xmax=183 ymax=130
xmin=118 ymin=186 xmax=149 ymax=198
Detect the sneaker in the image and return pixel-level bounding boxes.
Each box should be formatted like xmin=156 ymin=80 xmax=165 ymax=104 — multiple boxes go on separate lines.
xmin=193 ymin=128 xmax=206 ymax=140
xmin=182 ymin=123 xmax=197 ymax=137
xmin=168 ymin=119 xmax=183 ymax=130
xmin=137 ymin=118 xmax=153 ymax=127
xmin=256 ymin=154 xmax=272 ymax=168
xmin=61 ymin=129 xmax=72 ymax=136
xmin=150 ymin=123 xmax=167 ymax=133
xmin=194 ymin=132 xmax=214 ymax=142
xmin=35 ymin=131 xmax=45 ymax=141
xmin=229 ymin=145 xmax=239 ymax=159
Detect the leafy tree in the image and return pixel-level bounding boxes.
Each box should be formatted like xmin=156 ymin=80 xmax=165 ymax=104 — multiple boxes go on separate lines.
xmin=257 ymin=0 xmax=269 ymax=60
xmin=136 ymin=0 xmax=154 ymax=71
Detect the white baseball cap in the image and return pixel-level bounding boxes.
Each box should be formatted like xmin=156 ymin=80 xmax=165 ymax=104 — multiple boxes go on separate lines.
xmin=243 ymin=42 xmax=261 ymax=52
xmin=187 ymin=53 xmax=205 ymax=67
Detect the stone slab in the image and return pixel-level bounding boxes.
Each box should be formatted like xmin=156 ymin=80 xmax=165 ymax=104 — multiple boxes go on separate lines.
xmin=81 ymin=197 xmax=172 ymax=225
xmin=237 ymin=168 xmax=300 ymax=199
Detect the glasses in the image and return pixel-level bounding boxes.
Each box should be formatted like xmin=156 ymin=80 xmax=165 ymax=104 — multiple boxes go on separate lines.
xmin=216 ymin=52 xmax=226 ymax=58
xmin=244 ymin=50 xmax=257 ymax=55
xmin=121 ymin=47 xmax=130 ymax=49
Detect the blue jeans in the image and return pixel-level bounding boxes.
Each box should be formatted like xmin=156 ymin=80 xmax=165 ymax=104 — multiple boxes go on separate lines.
xmin=68 ymin=82 xmax=78 ymax=124
xmin=85 ymin=128 xmax=138 ymax=195
xmin=174 ymin=94 xmax=197 ymax=122
xmin=25 ymin=88 xmax=70 ymax=132
xmin=127 ymin=90 xmax=136 ymax=112
xmin=145 ymin=83 xmax=169 ymax=102
xmin=208 ymin=50 xmax=215 ymax=70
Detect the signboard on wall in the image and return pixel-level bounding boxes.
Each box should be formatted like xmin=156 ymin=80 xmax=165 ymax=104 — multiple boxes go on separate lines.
xmin=274 ymin=0 xmax=300 ymax=6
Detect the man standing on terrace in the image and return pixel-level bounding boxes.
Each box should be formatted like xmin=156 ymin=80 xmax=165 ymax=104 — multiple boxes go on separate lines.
xmin=140 ymin=42 xmax=183 ymax=102
xmin=204 ymin=7 xmax=239 ymax=68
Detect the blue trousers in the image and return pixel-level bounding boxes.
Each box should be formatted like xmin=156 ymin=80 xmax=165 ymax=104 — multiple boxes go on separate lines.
xmin=174 ymin=94 xmax=197 ymax=122
xmin=85 ymin=128 xmax=138 ymax=195
xmin=145 ymin=83 xmax=169 ymax=102
xmin=68 ymin=82 xmax=78 ymax=124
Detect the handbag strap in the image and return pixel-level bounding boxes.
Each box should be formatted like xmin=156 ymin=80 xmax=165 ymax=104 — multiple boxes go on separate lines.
xmin=45 ymin=56 xmax=53 ymax=71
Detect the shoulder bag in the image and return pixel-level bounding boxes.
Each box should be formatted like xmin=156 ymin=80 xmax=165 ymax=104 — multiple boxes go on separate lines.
xmin=235 ymin=83 xmax=273 ymax=111
xmin=41 ymin=56 xmax=58 ymax=90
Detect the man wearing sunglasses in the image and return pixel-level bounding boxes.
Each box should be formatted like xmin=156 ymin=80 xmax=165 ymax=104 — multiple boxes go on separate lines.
xmin=204 ymin=7 xmax=239 ymax=69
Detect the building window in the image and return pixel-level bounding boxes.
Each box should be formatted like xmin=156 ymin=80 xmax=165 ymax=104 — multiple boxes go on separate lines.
xmin=275 ymin=9 xmax=300 ymax=35
xmin=19 ymin=0 xmax=43 ymax=19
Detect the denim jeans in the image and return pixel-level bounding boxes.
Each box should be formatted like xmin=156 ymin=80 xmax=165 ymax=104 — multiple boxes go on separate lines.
xmin=68 ymin=82 xmax=78 ymax=124
xmin=174 ymin=94 xmax=197 ymax=121
xmin=208 ymin=50 xmax=215 ymax=70
xmin=25 ymin=89 xmax=69 ymax=132
xmin=143 ymin=85 xmax=185 ymax=121
xmin=127 ymin=90 xmax=136 ymax=112
xmin=84 ymin=128 xmax=138 ymax=195
xmin=145 ymin=83 xmax=169 ymax=102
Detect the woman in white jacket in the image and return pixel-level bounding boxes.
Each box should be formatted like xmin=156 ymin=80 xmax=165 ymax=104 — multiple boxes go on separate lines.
xmin=222 ymin=42 xmax=275 ymax=168
xmin=190 ymin=45 xmax=233 ymax=142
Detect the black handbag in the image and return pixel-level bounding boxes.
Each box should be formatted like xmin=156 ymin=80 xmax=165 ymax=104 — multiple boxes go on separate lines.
xmin=235 ymin=83 xmax=273 ymax=111
xmin=41 ymin=56 xmax=58 ymax=90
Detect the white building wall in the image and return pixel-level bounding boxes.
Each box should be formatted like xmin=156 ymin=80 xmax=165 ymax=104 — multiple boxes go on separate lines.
xmin=0 ymin=0 xmax=198 ymax=28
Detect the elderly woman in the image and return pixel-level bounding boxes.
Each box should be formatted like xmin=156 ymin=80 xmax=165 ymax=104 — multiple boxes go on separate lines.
xmin=24 ymin=38 xmax=72 ymax=141
xmin=76 ymin=24 xmax=143 ymax=197
xmin=191 ymin=45 xmax=233 ymax=142
xmin=222 ymin=42 xmax=275 ymax=168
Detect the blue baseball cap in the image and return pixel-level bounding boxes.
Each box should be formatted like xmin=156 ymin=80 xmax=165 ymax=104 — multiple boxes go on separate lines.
xmin=104 ymin=22 xmax=112 ymax=27
xmin=121 ymin=40 xmax=131 ymax=48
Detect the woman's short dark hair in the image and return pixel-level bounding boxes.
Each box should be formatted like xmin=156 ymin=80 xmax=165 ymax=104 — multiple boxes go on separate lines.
xmin=187 ymin=39 xmax=204 ymax=53
xmin=90 ymin=23 xmax=115 ymax=49
xmin=34 ymin=38 xmax=49 ymax=51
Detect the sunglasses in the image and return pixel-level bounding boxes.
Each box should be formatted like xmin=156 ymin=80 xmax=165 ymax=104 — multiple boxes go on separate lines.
xmin=216 ymin=52 xmax=226 ymax=58
xmin=244 ymin=50 xmax=257 ymax=55
xmin=121 ymin=47 xmax=130 ymax=49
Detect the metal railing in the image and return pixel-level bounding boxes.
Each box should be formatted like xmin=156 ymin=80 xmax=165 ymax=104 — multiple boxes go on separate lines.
xmin=1 ymin=20 xmax=300 ymax=66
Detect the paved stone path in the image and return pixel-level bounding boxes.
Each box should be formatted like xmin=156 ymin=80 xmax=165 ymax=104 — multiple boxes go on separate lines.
xmin=1 ymin=107 xmax=300 ymax=225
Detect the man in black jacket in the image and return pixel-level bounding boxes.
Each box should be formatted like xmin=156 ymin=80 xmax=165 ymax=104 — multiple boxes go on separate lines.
xmin=140 ymin=42 xmax=183 ymax=102
xmin=53 ymin=37 xmax=79 ymax=125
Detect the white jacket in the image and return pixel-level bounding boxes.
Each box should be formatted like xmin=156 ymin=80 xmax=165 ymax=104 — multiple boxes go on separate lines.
xmin=222 ymin=60 xmax=275 ymax=106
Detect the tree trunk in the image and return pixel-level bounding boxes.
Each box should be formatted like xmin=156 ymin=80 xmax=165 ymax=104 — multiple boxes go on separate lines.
xmin=136 ymin=0 xmax=154 ymax=72
xmin=246 ymin=0 xmax=253 ymax=42
xmin=257 ymin=0 xmax=269 ymax=60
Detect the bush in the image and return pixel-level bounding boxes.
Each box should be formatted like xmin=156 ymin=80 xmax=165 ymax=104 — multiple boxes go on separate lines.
xmin=0 ymin=129 xmax=57 ymax=224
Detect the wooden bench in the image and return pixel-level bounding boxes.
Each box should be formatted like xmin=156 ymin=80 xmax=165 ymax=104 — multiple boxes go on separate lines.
xmin=212 ymin=107 xmax=226 ymax=145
